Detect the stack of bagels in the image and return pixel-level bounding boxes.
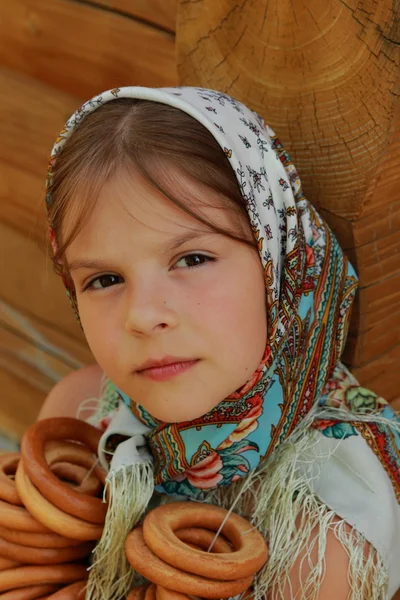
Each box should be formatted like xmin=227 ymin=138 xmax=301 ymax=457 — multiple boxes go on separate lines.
xmin=0 ymin=418 xmax=107 ymax=599
xmin=125 ymin=502 xmax=268 ymax=600
xmin=0 ymin=417 xmax=268 ymax=600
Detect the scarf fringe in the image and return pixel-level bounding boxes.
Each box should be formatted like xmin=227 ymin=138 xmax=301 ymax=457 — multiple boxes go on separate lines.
xmin=205 ymin=417 xmax=389 ymax=600
xmin=333 ymin=520 xmax=387 ymax=599
xmin=86 ymin=462 xmax=154 ymax=600
xmin=313 ymin=404 xmax=400 ymax=432
xmin=81 ymin=374 xmax=120 ymax=425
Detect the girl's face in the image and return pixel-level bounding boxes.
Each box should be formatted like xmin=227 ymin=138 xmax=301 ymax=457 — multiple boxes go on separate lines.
xmin=65 ymin=168 xmax=267 ymax=422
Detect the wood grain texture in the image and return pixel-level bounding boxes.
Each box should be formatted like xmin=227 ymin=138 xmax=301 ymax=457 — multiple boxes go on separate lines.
xmin=0 ymin=69 xmax=91 ymax=429
xmin=0 ymin=226 xmax=93 ymax=437
xmin=0 ymin=68 xmax=81 ymax=242
xmin=0 ymin=222 xmax=84 ymax=339
xmin=177 ymin=0 xmax=399 ymax=216
xmin=0 ymin=296 xmax=96 ymax=441
xmin=351 ymin=344 xmax=400 ymax=401
xmin=176 ymin=0 xmax=400 ymax=399
xmin=0 ymin=326 xmax=70 ymax=393
xmin=92 ymin=0 xmax=178 ymax=32
xmin=0 ymin=66 xmax=79 ymax=177
xmin=0 ymin=0 xmax=177 ymax=100
xmin=0 ymin=368 xmax=45 ymax=440
xmin=1 ymin=299 xmax=93 ymax=369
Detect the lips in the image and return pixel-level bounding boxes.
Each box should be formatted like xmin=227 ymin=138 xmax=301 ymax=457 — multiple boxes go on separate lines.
xmin=136 ymin=356 xmax=196 ymax=372
xmin=135 ymin=357 xmax=199 ymax=382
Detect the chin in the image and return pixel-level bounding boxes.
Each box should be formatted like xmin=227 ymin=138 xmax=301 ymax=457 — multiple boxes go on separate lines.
xmin=147 ymin=400 xmax=221 ymax=424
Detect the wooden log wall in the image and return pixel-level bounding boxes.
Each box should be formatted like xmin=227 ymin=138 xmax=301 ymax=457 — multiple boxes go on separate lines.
xmin=0 ymin=0 xmax=178 ymax=440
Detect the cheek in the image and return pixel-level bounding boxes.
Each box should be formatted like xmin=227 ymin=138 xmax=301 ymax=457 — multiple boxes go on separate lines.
xmin=78 ymin=301 xmax=120 ymax=365
xmin=190 ymin=266 xmax=267 ymax=359
xmin=228 ymin=287 xmax=267 ymax=361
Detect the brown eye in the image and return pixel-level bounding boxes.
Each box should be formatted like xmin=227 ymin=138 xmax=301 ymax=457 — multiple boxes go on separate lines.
xmin=174 ymin=254 xmax=215 ymax=269
xmin=86 ymin=274 xmax=123 ymax=290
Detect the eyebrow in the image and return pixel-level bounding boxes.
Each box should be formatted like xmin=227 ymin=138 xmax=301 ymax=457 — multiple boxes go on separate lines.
xmin=68 ymin=231 xmax=214 ymax=272
xmin=157 ymin=230 xmax=213 ymax=254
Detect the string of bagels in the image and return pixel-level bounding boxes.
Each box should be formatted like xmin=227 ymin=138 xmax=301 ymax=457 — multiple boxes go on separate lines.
xmin=0 ymin=417 xmax=268 ymax=599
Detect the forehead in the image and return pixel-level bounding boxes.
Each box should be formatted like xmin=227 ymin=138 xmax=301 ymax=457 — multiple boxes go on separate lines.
xmin=64 ymin=166 xmax=245 ymax=258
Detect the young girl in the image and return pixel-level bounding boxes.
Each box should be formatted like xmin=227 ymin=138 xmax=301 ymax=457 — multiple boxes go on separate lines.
xmin=40 ymin=86 xmax=400 ymax=599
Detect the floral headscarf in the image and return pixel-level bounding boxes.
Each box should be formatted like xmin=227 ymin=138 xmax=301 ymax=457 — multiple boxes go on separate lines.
xmin=46 ymin=86 xmax=399 ymax=600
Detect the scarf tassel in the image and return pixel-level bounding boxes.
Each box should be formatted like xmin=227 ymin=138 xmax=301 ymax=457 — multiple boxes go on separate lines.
xmin=86 ymin=461 xmax=154 ymax=600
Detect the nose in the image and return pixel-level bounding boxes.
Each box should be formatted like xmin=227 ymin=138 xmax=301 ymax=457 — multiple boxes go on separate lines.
xmin=123 ymin=277 xmax=179 ymax=336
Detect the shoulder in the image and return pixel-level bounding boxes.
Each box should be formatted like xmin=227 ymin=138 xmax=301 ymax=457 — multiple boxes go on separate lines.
xmin=295 ymin=430 xmax=400 ymax=597
xmin=38 ymin=363 xmax=104 ymax=420
xmin=279 ymin=517 xmax=369 ymax=600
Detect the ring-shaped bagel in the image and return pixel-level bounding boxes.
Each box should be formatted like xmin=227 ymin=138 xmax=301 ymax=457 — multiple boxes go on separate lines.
xmin=50 ymin=462 xmax=101 ymax=496
xmin=44 ymin=440 xmax=105 ymax=496
xmin=0 ymin=454 xmax=23 ymax=506
xmin=143 ymin=502 xmax=268 ymax=580
xmin=0 ymin=499 xmax=52 ymax=534
xmin=156 ymin=585 xmax=192 ymax=600
xmin=15 ymin=462 xmax=104 ymax=541
xmin=21 ymin=418 xmax=106 ymax=524
xmin=0 ymin=585 xmax=61 ymax=599
xmin=0 ymin=557 xmax=21 ymax=571
xmin=0 ymin=526 xmax=83 ymax=549
xmin=176 ymin=528 xmax=232 ymax=553
xmin=145 ymin=584 xmax=157 ymax=600
xmin=45 ymin=580 xmax=87 ymax=599
xmin=50 ymin=461 xmax=86 ymax=483
xmin=0 ymin=536 xmax=93 ymax=565
xmin=127 ymin=585 xmax=148 ymax=600
xmin=0 ymin=449 xmax=103 ymax=509
xmin=125 ymin=526 xmax=253 ymax=599
xmin=0 ymin=564 xmax=88 ymax=593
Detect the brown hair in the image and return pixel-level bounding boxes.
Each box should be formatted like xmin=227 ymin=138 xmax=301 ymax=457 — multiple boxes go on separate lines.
xmin=47 ymin=98 xmax=256 ymax=275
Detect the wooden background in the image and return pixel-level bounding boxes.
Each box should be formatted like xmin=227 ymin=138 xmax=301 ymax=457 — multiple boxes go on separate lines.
xmin=0 ymin=0 xmax=399 ymax=443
